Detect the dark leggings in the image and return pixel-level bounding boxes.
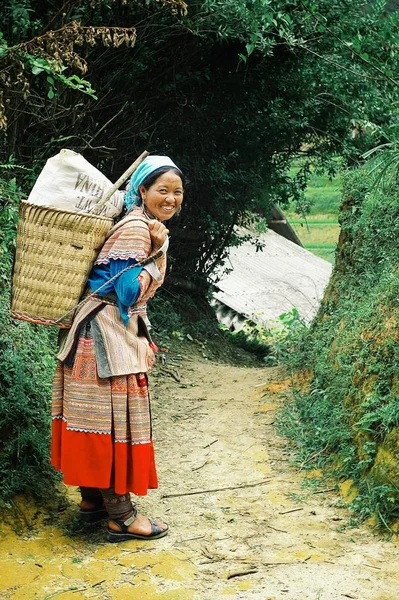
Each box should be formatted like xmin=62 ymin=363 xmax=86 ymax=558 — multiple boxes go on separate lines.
xmin=80 ymin=486 xmax=134 ymax=520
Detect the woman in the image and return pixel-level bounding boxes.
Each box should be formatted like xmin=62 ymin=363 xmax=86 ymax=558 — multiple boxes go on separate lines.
xmin=51 ymin=155 xmax=184 ymax=542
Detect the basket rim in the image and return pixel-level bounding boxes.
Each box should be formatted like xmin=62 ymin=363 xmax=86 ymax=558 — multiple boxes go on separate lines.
xmin=20 ymin=199 xmax=114 ymax=223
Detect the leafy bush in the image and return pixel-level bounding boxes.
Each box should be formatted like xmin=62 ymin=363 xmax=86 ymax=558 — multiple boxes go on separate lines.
xmin=224 ymin=308 xmax=307 ymax=362
xmin=278 ymin=161 xmax=399 ymax=530
xmin=0 ymin=176 xmax=59 ymax=503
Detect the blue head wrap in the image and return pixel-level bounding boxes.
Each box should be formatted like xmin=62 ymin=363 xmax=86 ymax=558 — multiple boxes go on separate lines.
xmin=124 ymin=155 xmax=182 ymax=212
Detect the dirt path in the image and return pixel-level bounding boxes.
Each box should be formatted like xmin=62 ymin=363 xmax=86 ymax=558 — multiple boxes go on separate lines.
xmin=1 ymin=348 xmax=399 ymax=600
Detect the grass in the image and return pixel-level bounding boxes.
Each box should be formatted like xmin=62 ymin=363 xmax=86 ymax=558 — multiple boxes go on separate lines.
xmin=289 ymin=219 xmax=338 ymax=225
xmin=284 ymin=170 xmax=342 ymax=264
xmin=279 ymin=166 xmax=399 ymax=531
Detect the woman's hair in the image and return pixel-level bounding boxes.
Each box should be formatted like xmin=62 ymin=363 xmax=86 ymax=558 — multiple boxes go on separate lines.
xmin=140 ymin=166 xmax=185 ymax=194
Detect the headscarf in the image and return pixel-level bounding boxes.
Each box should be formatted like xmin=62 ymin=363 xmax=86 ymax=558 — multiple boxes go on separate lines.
xmin=124 ymin=155 xmax=183 ymax=212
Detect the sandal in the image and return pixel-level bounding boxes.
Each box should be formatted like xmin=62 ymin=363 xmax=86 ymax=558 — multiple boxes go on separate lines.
xmin=79 ymin=498 xmax=108 ymax=523
xmin=106 ymin=507 xmax=169 ymax=542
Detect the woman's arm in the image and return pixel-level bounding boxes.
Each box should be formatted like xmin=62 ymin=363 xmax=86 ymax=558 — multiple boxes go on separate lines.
xmin=110 ymin=220 xmax=169 ymax=307
xmin=110 ymin=259 xmax=142 ymax=306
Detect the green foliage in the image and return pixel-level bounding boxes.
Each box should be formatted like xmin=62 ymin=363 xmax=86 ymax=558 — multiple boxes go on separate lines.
xmin=225 ymin=324 xmax=273 ymax=359
xmin=349 ymin=481 xmax=399 ymax=531
xmin=25 ymin=55 xmax=98 ymax=99
xmin=278 ymin=159 xmax=399 ymax=529
xmin=220 ymin=307 xmax=307 ymax=363
xmin=2 ymin=0 xmax=399 ymax=284
xmin=149 ymin=288 xmax=222 ymax=342
xmin=362 ymin=141 xmax=399 ymax=193
xmin=288 ymin=164 xmax=343 ymax=216
xmin=285 ymin=165 xmax=342 ymax=263
xmin=0 ymin=175 xmax=59 ymax=502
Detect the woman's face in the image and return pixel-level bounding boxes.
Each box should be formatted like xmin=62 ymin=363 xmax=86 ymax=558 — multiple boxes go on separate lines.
xmin=139 ymin=170 xmax=184 ymax=221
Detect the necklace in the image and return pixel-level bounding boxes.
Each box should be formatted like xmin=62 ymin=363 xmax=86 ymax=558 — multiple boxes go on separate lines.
xmin=142 ymin=204 xmax=159 ymax=221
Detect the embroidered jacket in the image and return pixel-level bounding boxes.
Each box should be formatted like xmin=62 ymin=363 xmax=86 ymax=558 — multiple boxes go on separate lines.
xmin=57 ymin=206 xmax=166 ymax=376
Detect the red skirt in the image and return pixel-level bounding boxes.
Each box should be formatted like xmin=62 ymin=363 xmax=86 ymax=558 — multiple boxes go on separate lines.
xmin=51 ymin=328 xmax=158 ymax=496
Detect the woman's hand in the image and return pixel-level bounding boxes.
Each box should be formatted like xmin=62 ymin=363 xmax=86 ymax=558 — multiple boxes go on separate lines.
xmin=147 ymin=345 xmax=156 ymax=370
xmin=148 ymin=220 xmax=169 ymax=251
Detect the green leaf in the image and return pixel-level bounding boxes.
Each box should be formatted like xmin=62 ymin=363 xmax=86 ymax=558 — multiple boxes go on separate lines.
xmin=245 ymin=42 xmax=255 ymax=56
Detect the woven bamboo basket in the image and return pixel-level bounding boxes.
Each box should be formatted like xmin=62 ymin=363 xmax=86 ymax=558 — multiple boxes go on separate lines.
xmin=10 ymin=151 xmax=148 ymax=328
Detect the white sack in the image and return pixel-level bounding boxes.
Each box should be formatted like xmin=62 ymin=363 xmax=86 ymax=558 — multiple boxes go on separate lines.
xmin=28 ymin=149 xmax=124 ymax=218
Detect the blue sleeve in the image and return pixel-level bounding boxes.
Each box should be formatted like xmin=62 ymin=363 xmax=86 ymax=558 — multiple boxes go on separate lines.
xmin=109 ymin=258 xmax=143 ymax=307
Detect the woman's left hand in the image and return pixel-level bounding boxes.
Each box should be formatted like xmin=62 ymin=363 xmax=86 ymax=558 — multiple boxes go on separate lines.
xmin=147 ymin=346 xmax=156 ymax=370
xmin=148 ymin=220 xmax=169 ymax=251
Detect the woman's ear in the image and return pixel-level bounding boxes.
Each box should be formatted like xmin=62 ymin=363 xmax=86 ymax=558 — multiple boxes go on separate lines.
xmin=138 ymin=184 xmax=146 ymax=202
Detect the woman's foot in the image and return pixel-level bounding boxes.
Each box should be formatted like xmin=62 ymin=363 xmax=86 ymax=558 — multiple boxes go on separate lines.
xmin=107 ymin=508 xmax=169 ymax=542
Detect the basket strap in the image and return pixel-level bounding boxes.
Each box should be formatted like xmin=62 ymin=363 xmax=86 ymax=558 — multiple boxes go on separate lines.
xmin=53 ymin=237 xmax=168 ymax=326
xmin=89 ymin=150 xmax=149 ymax=215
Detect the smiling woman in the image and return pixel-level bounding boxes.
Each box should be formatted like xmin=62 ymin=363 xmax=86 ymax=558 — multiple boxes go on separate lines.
xmin=139 ymin=169 xmax=184 ymax=221
xmin=51 ymin=155 xmax=185 ymax=543
xmin=124 ymin=156 xmax=184 ymax=217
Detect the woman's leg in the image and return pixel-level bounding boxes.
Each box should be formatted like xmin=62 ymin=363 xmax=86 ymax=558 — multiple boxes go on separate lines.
xmin=100 ymin=487 xmax=134 ymax=520
xmin=79 ymin=486 xmax=108 ymax=522
xmin=80 ymin=486 xmax=102 ymax=507
xmin=100 ymin=487 xmax=168 ymax=542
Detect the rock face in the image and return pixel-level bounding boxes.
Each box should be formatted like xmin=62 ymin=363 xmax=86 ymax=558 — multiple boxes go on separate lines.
xmin=292 ymin=165 xmax=399 ymax=528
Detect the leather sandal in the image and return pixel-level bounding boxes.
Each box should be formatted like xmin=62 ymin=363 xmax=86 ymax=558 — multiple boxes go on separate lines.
xmin=106 ymin=506 xmax=169 ymax=542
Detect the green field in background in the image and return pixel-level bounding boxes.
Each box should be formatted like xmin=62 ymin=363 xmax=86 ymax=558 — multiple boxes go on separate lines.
xmin=284 ymin=171 xmax=342 ymax=264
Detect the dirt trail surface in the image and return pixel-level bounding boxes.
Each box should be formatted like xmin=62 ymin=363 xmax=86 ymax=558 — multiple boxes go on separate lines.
xmin=1 ymin=346 xmax=399 ymax=600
